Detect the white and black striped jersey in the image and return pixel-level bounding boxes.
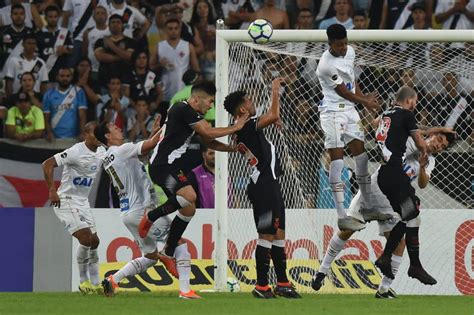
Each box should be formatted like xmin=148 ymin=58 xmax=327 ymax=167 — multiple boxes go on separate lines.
xmin=98 ymin=0 xmax=148 ymax=39
xmin=4 ymin=54 xmax=49 ymax=94
xmin=62 ymin=0 xmax=97 ymax=41
xmin=0 ymin=25 xmax=35 ymax=69
xmin=150 ymin=101 xmax=203 ymax=166
xmin=37 ymin=27 xmax=73 ymax=78
xmin=0 ymin=4 xmax=35 ymax=28
xmin=234 ymin=118 xmax=282 ymax=183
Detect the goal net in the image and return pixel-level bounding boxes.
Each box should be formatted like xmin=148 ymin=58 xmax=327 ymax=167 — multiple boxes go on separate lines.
xmin=214 ymin=29 xmax=473 ymax=295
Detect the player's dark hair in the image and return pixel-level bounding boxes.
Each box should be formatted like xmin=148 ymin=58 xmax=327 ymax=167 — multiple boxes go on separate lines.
xmin=109 ymin=14 xmax=123 ymax=23
xmin=223 ymin=90 xmax=247 ymax=116
xmin=45 ymin=5 xmax=60 ymax=15
xmin=191 ymin=80 xmax=216 ymax=96
xmin=440 ymin=131 xmax=457 ymax=148
xmin=11 ymin=4 xmax=25 ymax=13
xmin=23 ymin=33 xmax=37 ymax=42
xmin=94 ymin=122 xmax=110 ymax=146
xmin=326 ymin=23 xmax=347 ymax=42
xmin=165 ymin=18 xmax=181 ymax=26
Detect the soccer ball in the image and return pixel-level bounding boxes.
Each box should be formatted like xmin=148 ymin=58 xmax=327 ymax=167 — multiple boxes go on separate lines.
xmin=248 ymin=19 xmax=273 ymax=44
xmin=226 ymin=277 xmax=241 ymax=292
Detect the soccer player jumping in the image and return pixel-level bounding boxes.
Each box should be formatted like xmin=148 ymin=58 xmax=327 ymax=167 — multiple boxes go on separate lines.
xmin=224 ymin=78 xmax=301 ymax=299
xmin=316 ymin=23 xmax=379 ymax=231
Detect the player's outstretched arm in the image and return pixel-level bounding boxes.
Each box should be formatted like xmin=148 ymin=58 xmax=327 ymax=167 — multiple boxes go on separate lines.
xmin=193 ymin=112 xmax=249 ymax=141
xmin=141 ymin=117 xmax=163 ymax=155
xmin=42 ymin=157 xmax=60 ymax=208
xmin=410 ymin=129 xmax=428 ymax=161
xmin=419 ymin=126 xmax=456 ymax=136
xmin=257 ymin=77 xmax=284 ymax=130
xmin=418 ymin=154 xmax=430 ymax=189
xmin=335 ymin=82 xmax=379 ymax=111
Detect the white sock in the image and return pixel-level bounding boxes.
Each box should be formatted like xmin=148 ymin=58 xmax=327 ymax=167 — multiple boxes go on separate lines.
xmin=378 ymin=254 xmax=403 ymax=293
xmin=354 ymin=153 xmax=372 ymax=209
xmin=329 ymin=159 xmax=346 ymax=219
xmin=319 ymin=234 xmax=347 ymax=274
xmin=175 ymin=243 xmax=191 ymax=293
xmin=76 ymin=244 xmax=90 ymax=283
xmin=89 ymin=249 xmax=100 ymax=286
xmin=113 ymin=256 xmax=157 ymax=283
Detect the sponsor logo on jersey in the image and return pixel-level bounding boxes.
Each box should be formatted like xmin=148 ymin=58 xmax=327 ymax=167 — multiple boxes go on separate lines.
xmin=73 ymin=177 xmax=93 ymax=187
xmin=103 ymin=154 xmax=115 ymax=166
xmin=120 ymin=198 xmax=130 ymax=212
xmin=60 ymin=152 xmax=67 ymax=158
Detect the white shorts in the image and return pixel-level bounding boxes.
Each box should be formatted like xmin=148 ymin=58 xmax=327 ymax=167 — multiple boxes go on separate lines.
xmin=122 ymin=208 xmax=157 ymax=255
xmin=54 ymin=197 xmax=96 ymax=235
xmin=320 ymin=108 xmax=364 ymax=149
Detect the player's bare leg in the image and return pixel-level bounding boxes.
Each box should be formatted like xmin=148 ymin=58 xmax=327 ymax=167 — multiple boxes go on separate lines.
xmin=312 ymin=229 xmax=354 ymax=291
xmin=272 ymin=229 xmax=301 ymax=298
xmin=73 ymin=228 xmax=95 ymax=294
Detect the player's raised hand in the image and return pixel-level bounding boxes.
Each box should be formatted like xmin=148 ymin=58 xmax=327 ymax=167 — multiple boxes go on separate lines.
xmin=365 ymin=92 xmax=380 ymax=112
xmin=271 ymin=77 xmax=285 ymax=92
xmin=49 ymin=190 xmax=60 ymax=208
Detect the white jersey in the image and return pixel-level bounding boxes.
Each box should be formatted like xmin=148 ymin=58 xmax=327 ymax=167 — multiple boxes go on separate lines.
xmin=86 ymin=26 xmax=110 ymax=72
xmin=63 ymin=0 xmax=96 ymax=41
xmin=4 ymin=54 xmax=49 ymax=93
xmin=316 ymin=45 xmax=356 ymax=111
xmin=158 ymin=39 xmax=190 ymax=100
xmin=99 ymin=0 xmax=147 ymax=38
xmin=435 ymin=0 xmax=474 ymax=30
xmin=102 ymin=142 xmax=156 ymax=214
xmin=54 ymin=142 xmax=105 ymax=202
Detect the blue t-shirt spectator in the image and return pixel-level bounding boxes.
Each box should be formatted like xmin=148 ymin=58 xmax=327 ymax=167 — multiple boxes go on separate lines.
xmin=43 ymin=86 xmax=87 ymax=138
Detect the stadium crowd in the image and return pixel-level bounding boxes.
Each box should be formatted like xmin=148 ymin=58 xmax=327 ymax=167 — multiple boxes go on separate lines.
xmin=0 ymin=0 xmax=471 ymax=208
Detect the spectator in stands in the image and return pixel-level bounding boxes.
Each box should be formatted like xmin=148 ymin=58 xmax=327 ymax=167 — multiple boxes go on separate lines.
xmin=38 ymin=5 xmax=74 ymax=82
xmin=187 ymin=145 xmax=215 ymax=208
xmin=99 ymin=0 xmax=151 ymax=41
xmin=286 ymin=0 xmax=314 ymax=28
xmin=353 ymin=9 xmax=368 ymax=29
xmin=5 ymin=92 xmax=44 ymax=142
xmin=318 ymin=0 xmax=353 ymax=29
xmin=295 ymin=8 xmax=315 ymax=29
xmin=94 ymin=14 xmax=136 ymax=88
xmin=96 ymin=76 xmax=130 ymax=134
xmin=0 ymin=0 xmax=43 ymax=28
xmin=416 ymin=43 xmax=445 ymax=99
xmin=314 ymin=0 xmax=337 ymax=27
xmin=170 ymin=4 xmax=204 ymax=55
xmin=82 ymin=6 xmax=110 ymax=80
xmin=124 ymin=49 xmax=163 ymax=111
xmin=15 ymin=72 xmax=43 ymax=109
xmin=127 ymin=96 xmax=156 ymax=142
xmin=150 ymin=18 xmax=200 ymax=101
xmin=435 ymin=0 xmax=474 ymax=30
xmin=0 ymin=4 xmax=35 ymax=72
xmin=4 ymin=34 xmax=49 ymax=99
xmin=170 ymin=69 xmax=200 ymax=106
xmin=190 ymin=0 xmax=217 ymax=80
xmin=399 ymin=68 xmax=429 ymax=125
xmin=62 ymin=0 xmax=97 ymax=67
xmin=146 ymin=5 xmax=170 ymax=57
xmin=404 ymin=1 xmax=430 ymax=29
xmin=252 ymin=0 xmax=290 ymax=29
xmin=430 ymin=72 xmax=472 ymax=141
xmin=223 ymin=0 xmax=261 ymax=30
xmin=75 ymin=58 xmax=101 ymax=121
xmin=43 ymin=67 xmax=87 ymax=141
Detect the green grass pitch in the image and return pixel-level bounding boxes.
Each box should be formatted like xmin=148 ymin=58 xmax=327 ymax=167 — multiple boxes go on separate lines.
xmin=0 ymin=292 xmax=472 ymax=315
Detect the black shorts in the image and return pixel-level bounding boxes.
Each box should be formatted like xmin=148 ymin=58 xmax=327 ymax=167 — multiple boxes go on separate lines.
xmin=247 ymin=178 xmax=285 ymax=235
xmin=377 ymin=163 xmax=420 ymax=221
xmin=149 ymin=164 xmax=191 ymax=197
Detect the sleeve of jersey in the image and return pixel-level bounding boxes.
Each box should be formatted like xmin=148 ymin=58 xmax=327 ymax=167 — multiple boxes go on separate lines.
xmin=118 ymin=142 xmax=144 ymax=159
xmin=54 ymin=146 xmax=77 ymax=167
xmin=182 ymin=105 xmax=203 ymax=126
xmin=42 ymin=91 xmax=51 ymax=113
xmin=320 ymin=64 xmax=343 ymax=88
xmin=404 ymin=110 xmax=419 ymax=133
xmin=77 ymin=89 xmax=87 ymax=109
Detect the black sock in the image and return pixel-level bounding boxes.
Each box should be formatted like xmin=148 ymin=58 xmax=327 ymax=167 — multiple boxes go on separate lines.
xmin=255 ymin=244 xmax=272 ymax=287
xmin=383 ymin=221 xmax=407 ymax=257
xmin=406 ymin=227 xmax=421 ymax=267
xmin=271 ymin=245 xmax=289 ymax=284
xmin=147 ymin=195 xmax=180 ymax=221
xmin=164 ymin=215 xmax=190 ymax=256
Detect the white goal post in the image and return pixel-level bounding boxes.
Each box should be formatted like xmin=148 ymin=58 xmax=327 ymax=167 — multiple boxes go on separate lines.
xmin=214 ymin=24 xmax=474 ymax=293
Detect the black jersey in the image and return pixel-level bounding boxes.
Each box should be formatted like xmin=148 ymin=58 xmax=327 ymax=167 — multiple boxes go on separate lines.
xmin=125 ymin=69 xmax=160 ymax=102
xmin=151 ymin=101 xmax=204 ymax=166
xmin=0 ymin=25 xmax=35 ymax=69
xmin=375 ymin=106 xmax=418 ymax=164
xmin=37 ymin=27 xmax=73 ymax=80
xmin=234 ymin=118 xmax=282 ymax=183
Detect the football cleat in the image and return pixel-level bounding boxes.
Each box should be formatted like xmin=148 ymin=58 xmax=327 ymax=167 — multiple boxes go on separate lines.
xmin=360 ymin=208 xmax=393 ymax=222
xmin=158 ymin=250 xmax=179 ymax=278
xmin=273 ymin=283 xmax=302 ymax=298
xmin=78 ymin=280 xmax=94 ymax=295
xmin=102 ymin=276 xmax=118 ymax=297
xmin=252 ymin=286 xmax=276 ymax=299
xmin=375 ymin=290 xmax=395 ymax=299
xmin=138 ymin=210 xmax=153 ymax=238
xmin=408 ymin=265 xmax=437 ymax=285
xmin=179 ymin=290 xmax=202 ymax=299
xmin=338 ymin=216 xmax=366 ymax=231
xmin=311 ymin=272 xmax=326 ymax=291
xmin=387 ymin=288 xmax=398 ymax=298
xmin=375 ymin=255 xmax=394 ymax=279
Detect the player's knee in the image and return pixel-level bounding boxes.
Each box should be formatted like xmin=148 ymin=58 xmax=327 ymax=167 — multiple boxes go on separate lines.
xmin=400 ymin=196 xmax=420 ymax=221
xmin=338 ymin=229 xmax=353 ymax=240
xmin=90 ymin=235 xmax=100 ymax=249
xmin=75 ymin=230 xmax=93 ymax=247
